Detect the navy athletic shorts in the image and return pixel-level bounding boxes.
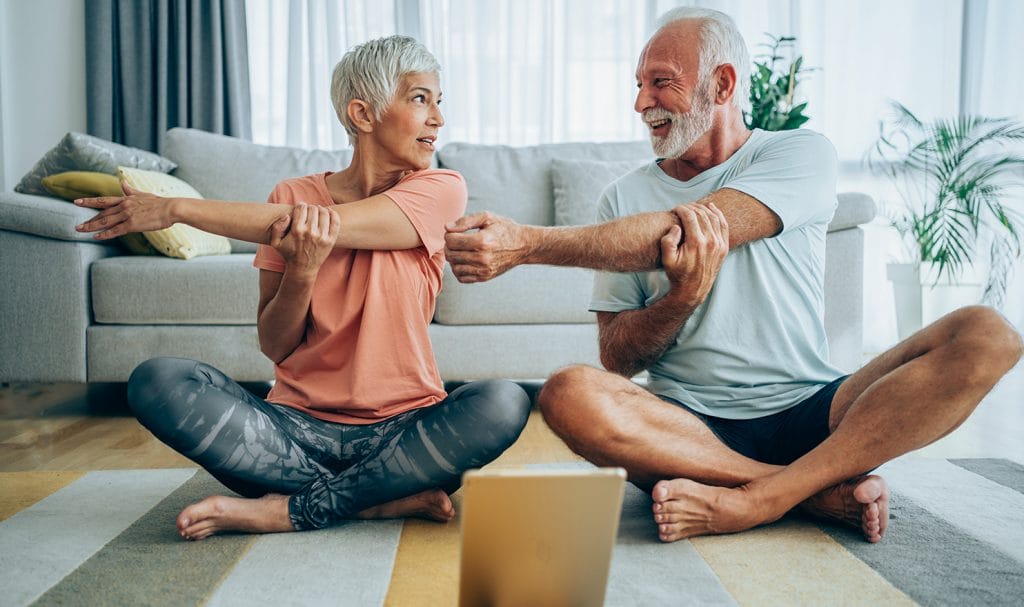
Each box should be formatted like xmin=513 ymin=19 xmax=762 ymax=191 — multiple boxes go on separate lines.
xmin=661 ymin=375 xmax=848 ymax=465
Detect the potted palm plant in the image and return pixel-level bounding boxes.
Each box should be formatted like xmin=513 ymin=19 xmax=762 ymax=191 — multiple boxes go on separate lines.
xmin=868 ymin=101 xmax=1024 ymax=338
xmin=745 ymin=34 xmax=815 ymax=131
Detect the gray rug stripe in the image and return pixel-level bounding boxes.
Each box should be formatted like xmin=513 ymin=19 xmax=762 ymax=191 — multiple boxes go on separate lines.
xmin=606 ymin=484 xmax=737 ymax=606
xmin=206 ymin=519 xmax=404 ymax=607
xmin=527 ymin=463 xmax=737 ymax=606
xmin=877 ymin=456 xmax=1024 ymax=563
xmin=0 ymin=468 xmax=195 ymax=607
xmin=820 ymin=490 xmax=1024 ymax=606
xmin=33 ymin=471 xmax=253 ymax=607
xmin=950 ymin=458 xmax=1024 ymax=495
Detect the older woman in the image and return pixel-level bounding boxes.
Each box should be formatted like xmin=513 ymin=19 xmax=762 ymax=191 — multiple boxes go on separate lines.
xmin=75 ymin=35 xmax=531 ymax=539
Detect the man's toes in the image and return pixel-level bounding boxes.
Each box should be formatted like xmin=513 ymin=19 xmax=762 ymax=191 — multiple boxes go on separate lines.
xmin=654 ymin=511 xmax=681 ymax=524
xmin=658 ymin=522 xmax=687 ymax=543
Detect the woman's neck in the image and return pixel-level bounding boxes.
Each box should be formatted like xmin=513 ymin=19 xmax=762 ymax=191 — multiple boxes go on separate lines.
xmin=326 ymin=145 xmax=409 ymax=202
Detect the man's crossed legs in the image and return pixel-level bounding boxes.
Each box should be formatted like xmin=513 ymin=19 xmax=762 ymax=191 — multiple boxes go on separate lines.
xmin=538 ymin=306 xmax=1022 ymax=542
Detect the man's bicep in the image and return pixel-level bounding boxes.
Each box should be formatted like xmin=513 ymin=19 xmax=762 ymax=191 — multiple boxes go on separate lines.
xmin=701 ymin=187 xmax=782 ymax=248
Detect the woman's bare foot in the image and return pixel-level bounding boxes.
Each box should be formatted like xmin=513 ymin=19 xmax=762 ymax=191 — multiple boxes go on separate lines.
xmin=177 ymin=493 xmax=294 ymax=541
xmin=800 ymin=475 xmax=889 ymax=542
xmin=354 ymin=489 xmax=455 ymax=523
xmin=651 ymin=479 xmax=777 ymax=542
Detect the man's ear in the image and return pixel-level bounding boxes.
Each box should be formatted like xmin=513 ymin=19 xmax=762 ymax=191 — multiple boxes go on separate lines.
xmin=348 ymin=100 xmax=375 ymax=135
xmin=713 ymin=64 xmax=738 ymax=106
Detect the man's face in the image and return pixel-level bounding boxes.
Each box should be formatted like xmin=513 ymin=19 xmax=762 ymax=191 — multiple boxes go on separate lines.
xmin=634 ymin=23 xmax=715 ymax=158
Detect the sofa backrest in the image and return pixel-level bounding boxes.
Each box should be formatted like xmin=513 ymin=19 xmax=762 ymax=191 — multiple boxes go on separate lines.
xmin=437 ymin=141 xmax=653 ymax=226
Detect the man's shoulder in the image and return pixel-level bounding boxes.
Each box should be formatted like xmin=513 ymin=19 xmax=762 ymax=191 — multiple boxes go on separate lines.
xmin=750 ymin=128 xmax=836 ymax=157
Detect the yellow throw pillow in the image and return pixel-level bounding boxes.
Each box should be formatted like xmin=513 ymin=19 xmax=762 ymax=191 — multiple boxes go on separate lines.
xmin=118 ymin=167 xmax=231 ymax=260
xmin=41 ymin=171 xmax=122 ymax=199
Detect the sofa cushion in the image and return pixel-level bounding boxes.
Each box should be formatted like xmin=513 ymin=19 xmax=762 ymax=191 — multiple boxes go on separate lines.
xmin=437 ymin=141 xmax=652 ymax=226
xmin=118 ymin=167 xmax=232 ymax=260
xmin=163 ymin=128 xmax=354 ymax=253
xmin=551 ymin=158 xmax=646 ymax=226
xmin=434 ymin=264 xmax=596 ymax=325
xmin=15 ymin=132 xmax=176 ymax=196
xmin=92 ymin=254 xmax=258 ymax=324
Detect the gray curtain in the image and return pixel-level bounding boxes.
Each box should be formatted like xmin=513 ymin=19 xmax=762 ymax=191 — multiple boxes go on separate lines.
xmin=85 ymin=0 xmax=252 ymax=153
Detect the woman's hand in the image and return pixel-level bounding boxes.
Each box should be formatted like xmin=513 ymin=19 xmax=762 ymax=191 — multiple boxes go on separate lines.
xmin=74 ymin=184 xmax=179 ymax=239
xmin=271 ymin=203 xmax=341 ymax=277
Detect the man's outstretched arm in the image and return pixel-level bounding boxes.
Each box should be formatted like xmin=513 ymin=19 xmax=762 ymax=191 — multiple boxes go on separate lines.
xmin=444 ymin=187 xmax=780 ymax=282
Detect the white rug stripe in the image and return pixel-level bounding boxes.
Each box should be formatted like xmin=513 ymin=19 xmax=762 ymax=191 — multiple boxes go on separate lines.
xmin=0 ymin=468 xmax=196 ymax=607
xmin=206 ymin=519 xmax=404 ymax=607
xmin=606 ymin=484 xmax=738 ymax=606
xmin=879 ymin=456 xmax=1024 ymax=563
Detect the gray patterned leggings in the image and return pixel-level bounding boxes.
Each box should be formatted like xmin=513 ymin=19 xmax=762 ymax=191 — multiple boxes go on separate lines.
xmin=127 ymin=357 xmax=531 ymax=530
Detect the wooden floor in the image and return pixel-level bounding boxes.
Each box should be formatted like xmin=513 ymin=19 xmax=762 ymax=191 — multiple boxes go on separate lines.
xmin=1 ymin=362 xmax=1021 ymax=473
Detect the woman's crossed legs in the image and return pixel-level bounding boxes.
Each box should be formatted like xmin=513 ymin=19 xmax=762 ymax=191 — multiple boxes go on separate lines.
xmin=127 ymin=357 xmax=531 ymax=538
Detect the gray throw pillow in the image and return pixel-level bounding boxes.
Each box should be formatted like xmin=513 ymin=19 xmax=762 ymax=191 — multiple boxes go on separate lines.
xmin=551 ymin=158 xmax=646 ymax=226
xmin=15 ymin=132 xmax=176 ymax=196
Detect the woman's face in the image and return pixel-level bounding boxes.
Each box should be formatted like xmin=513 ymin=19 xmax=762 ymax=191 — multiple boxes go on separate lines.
xmin=374 ymin=71 xmax=444 ymax=171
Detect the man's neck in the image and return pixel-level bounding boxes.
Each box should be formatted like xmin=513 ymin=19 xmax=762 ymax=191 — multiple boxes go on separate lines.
xmin=661 ymin=120 xmax=752 ymax=182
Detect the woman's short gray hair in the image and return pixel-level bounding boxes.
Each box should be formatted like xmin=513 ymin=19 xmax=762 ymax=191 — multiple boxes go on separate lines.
xmin=330 ymin=35 xmax=441 ymax=145
xmin=656 ymin=7 xmax=751 ymax=114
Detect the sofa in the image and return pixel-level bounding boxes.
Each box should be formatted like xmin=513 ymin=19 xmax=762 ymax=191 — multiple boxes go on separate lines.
xmin=0 ymin=128 xmax=875 ymax=385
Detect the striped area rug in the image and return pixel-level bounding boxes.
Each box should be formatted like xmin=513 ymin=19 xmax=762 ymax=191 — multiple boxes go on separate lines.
xmin=1 ymin=457 xmax=1023 ymax=606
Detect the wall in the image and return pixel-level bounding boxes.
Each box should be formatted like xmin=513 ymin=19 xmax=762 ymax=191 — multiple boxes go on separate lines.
xmin=0 ymin=0 xmax=86 ymax=192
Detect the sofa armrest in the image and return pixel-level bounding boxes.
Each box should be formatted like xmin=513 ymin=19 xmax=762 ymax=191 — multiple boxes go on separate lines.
xmin=0 ymin=191 xmax=100 ymax=241
xmin=829 ymin=192 xmax=876 ymax=232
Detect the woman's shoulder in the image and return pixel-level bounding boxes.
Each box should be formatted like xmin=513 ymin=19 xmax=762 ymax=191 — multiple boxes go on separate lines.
xmin=394 ymin=169 xmax=467 ymax=200
xmin=267 ymin=173 xmax=330 ymax=203
xmin=397 ymin=168 xmax=465 ymax=187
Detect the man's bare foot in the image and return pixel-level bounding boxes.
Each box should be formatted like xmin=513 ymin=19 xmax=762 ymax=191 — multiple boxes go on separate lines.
xmin=355 ymin=489 xmax=455 ymax=523
xmin=651 ymin=479 xmax=777 ymax=542
xmin=800 ymin=475 xmax=889 ymax=543
xmin=177 ymin=493 xmax=294 ymax=541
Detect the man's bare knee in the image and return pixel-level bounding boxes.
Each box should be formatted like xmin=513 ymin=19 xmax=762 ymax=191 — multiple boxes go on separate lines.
xmin=538 ymin=364 xmax=603 ymax=426
xmin=949 ymin=306 xmax=1023 ymax=383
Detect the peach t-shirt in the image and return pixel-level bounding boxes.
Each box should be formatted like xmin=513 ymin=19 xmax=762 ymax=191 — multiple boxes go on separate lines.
xmin=253 ymin=169 xmax=467 ymax=424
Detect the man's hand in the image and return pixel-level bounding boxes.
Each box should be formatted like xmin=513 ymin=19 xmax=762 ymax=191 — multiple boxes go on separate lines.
xmin=444 ymin=212 xmax=530 ymax=282
xmin=74 ymin=184 xmax=178 ymax=239
xmin=271 ymin=203 xmax=340 ymax=278
xmin=661 ymin=202 xmax=730 ymax=307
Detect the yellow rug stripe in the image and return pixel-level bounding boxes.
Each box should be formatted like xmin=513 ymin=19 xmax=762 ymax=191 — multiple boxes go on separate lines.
xmin=385 ymin=494 xmax=464 ymax=606
xmin=690 ymin=518 xmax=917 ymax=606
xmin=0 ymin=471 xmax=85 ymax=521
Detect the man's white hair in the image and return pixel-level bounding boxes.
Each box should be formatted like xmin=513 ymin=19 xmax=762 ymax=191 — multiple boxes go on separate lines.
xmin=656 ymin=7 xmax=751 ymax=114
xmin=331 ymin=35 xmax=441 ymax=146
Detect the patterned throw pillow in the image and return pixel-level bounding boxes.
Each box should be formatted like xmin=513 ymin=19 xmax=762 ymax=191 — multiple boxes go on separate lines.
xmin=16 ymin=132 xmax=176 ymax=196
xmin=118 ymin=167 xmax=231 ymax=260
xmin=550 ymin=158 xmax=647 ymax=226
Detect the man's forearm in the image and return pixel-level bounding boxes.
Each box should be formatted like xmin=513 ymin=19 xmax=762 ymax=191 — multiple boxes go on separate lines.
xmin=598 ymin=294 xmax=698 ymax=377
xmin=521 ymin=211 xmax=678 ymax=272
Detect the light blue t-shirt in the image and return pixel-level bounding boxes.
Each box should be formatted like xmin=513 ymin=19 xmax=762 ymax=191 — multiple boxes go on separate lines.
xmin=590 ymin=129 xmax=844 ymax=419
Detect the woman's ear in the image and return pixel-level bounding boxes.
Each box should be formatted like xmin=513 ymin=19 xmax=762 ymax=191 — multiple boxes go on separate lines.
xmin=348 ymin=100 xmax=375 ymax=135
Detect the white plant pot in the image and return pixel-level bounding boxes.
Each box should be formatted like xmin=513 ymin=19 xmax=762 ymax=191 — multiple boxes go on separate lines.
xmin=887 ymin=261 xmax=986 ymax=340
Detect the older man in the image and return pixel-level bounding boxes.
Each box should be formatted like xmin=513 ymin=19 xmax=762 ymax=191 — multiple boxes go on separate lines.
xmin=444 ymin=6 xmax=1022 ymax=543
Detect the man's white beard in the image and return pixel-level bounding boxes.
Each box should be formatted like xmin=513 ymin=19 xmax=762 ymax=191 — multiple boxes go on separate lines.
xmin=646 ymin=85 xmax=714 ymax=158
